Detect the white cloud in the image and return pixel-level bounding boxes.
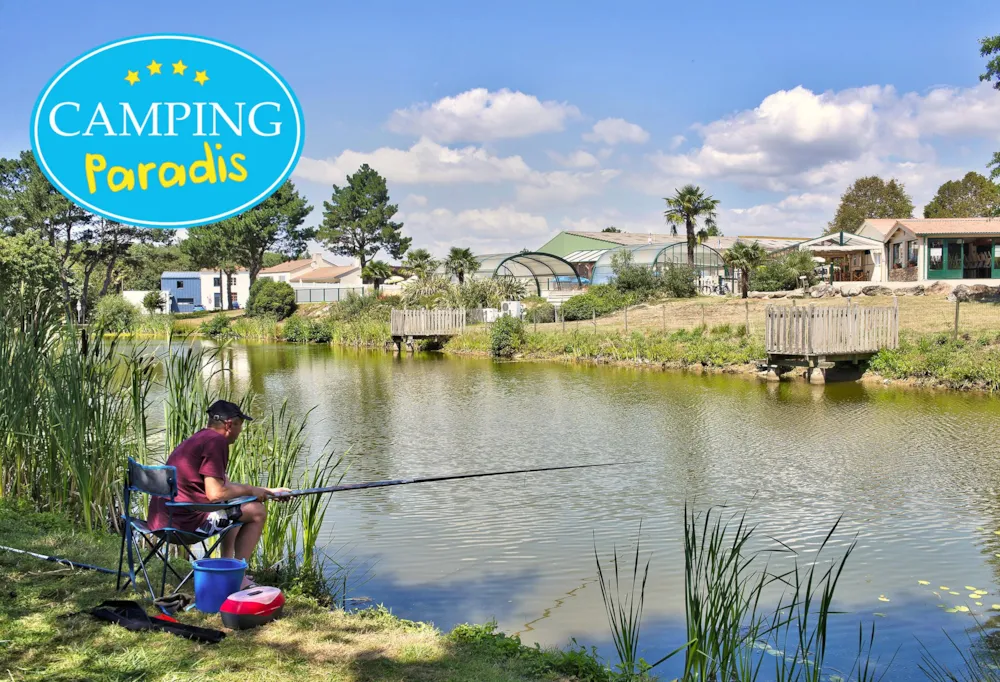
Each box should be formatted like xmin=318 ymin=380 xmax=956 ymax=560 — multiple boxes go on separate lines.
xmin=406 ymin=194 xmax=429 ymax=206
xmin=386 ymin=88 xmax=580 ymax=142
xmin=668 ymin=135 xmax=686 ymax=150
xmin=583 ymin=118 xmax=650 ymax=145
xmin=546 ymin=149 xmax=600 ymax=168
xmin=516 ymin=169 xmax=621 ymax=206
xmin=401 ymin=205 xmax=551 ymax=254
xmin=641 ymin=83 xmax=1000 ymax=195
xmin=294 ymin=137 xmax=532 ymax=185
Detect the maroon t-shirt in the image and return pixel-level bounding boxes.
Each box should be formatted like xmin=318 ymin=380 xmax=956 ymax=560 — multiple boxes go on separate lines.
xmin=147 ymin=428 xmax=230 ymax=533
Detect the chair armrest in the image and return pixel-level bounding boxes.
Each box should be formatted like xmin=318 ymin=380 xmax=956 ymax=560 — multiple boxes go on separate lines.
xmin=164 ymin=495 xmax=258 ymax=512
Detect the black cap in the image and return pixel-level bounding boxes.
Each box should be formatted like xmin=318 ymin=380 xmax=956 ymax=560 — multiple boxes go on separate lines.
xmin=207 ymin=400 xmax=253 ymax=423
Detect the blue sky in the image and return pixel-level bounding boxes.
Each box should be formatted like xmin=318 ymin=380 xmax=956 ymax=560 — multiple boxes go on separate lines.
xmin=3 ymin=1 xmax=1000 ymax=258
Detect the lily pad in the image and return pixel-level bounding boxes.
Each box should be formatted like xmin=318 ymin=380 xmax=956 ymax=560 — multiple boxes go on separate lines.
xmin=966 ymin=586 xmax=979 ymax=591
xmin=946 ymin=607 xmax=960 ymax=613
xmin=977 ymin=602 xmax=984 ymax=606
xmin=878 ymin=595 xmax=890 ymax=602
xmin=873 ymin=612 xmax=886 ymax=617
xmin=957 ymin=605 xmax=971 ymax=613
xmin=992 ymin=604 xmax=1000 ymax=610
xmin=950 ymin=591 xmax=961 ymax=595
xmin=970 ymin=594 xmax=981 ymax=598
xmin=918 ymin=580 xmax=930 ymax=585
xmin=941 ymin=586 xmax=950 ymax=590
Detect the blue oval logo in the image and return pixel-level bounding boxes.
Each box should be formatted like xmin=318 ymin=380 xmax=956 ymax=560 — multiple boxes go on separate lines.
xmin=30 ymin=34 xmax=305 ymax=229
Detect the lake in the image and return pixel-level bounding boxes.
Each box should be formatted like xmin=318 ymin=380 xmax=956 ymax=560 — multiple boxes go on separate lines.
xmin=185 ymin=342 xmax=1000 ymax=679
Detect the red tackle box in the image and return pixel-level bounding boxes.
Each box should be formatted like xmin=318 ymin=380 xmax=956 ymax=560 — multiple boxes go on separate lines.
xmin=219 ymin=586 xmax=285 ymax=630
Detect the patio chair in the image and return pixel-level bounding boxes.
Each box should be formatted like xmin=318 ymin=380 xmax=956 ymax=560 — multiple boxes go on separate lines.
xmin=116 ymin=458 xmax=255 ymax=601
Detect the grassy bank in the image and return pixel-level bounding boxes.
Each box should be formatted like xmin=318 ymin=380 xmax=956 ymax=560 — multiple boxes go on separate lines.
xmin=0 ymin=501 xmax=610 ymax=682
xmin=447 ymin=325 xmax=765 ymax=370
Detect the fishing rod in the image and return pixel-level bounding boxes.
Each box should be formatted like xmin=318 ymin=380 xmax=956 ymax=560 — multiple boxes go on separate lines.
xmin=277 ymin=461 xmax=637 ymax=499
xmin=0 ymin=544 xmax=117 ymax=575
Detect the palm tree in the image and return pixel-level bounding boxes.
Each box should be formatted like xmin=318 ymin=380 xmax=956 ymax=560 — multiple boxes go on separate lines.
xmin=444 ymin=247 xmax=480 ymax=284
xmin=723 ymin=241 xmax=768 ymax=299
xmin=664 ymin=185 xmax=721 ymax=268
xmin=362 ymin=260 xmax=392 ymax=292
xmin=403 ymin=248 xmax=438 ymax=279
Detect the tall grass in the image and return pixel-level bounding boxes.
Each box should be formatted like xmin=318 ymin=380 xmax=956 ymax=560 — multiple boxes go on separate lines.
xmin=596 ymin=505 xmax=887 ymax=682
xmin=0 ymin=292 xmax=356 ymax=603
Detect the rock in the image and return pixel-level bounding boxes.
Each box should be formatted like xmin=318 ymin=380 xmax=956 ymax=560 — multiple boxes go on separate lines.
xmin=947 ymin=284 xmax=971 ymax=302
xmin=810 ymin=283 xmax=831 ymax=298
xmin=748 ymin=291 xmax=768 ymax=299
xmin=769 ymin=290 xmax=788 ymax=298
xmin=861 ymin=285 xmax=893 ymax=297
xmin=787 ymin=290 xmax=805 ymax=299
xmin=895 ymin=285 xmax=925 ymax=296
xmin=839 ymin=284 xmax=865 ymax=296
xmin=925 ymin=281 xmax=952 ymax=296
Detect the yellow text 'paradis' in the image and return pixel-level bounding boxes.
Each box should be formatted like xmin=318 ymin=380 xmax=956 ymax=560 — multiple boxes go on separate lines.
xmin=85 ymin=142 xmax=247 ymax=193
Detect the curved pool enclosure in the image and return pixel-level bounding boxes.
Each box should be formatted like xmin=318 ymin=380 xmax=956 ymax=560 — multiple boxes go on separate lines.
xmin=590 ymin=241 xmax=728 ymax=284
xmin=436 ymin=252 xmax=583 ymax=295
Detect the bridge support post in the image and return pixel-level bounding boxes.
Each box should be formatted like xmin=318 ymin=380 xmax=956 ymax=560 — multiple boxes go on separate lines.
xmin=808 ymin=366 xmax=826 ymax=385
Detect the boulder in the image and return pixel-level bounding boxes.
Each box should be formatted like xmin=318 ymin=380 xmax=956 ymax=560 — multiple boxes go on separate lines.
xmin=895 ymin=285 xmax=925 ymax=296
xmin=809 ymin=283 xmax=831 ymax=298
xmin=861 ymin=285 xmax=893 ymax=297
xmin=839 ymin=284 xmax=865 ymax=296
xmin=748 ymin=291 xmax=769 ymax=299
xmin=787 ymin=290 xmax=805 ymax=299
xmin=925 ymin=281 xmax=952 ymax=296
xmin=769 ymin=290 xmax=788 ymax=298
xmin=947 ymin=284 xmax=971 ymax=302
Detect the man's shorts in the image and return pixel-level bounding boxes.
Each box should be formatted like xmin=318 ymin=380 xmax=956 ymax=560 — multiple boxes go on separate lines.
xmin=196 ymin=505 xmax=243 ymax=535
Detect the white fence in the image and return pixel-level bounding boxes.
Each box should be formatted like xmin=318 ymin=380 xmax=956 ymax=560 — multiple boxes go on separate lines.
xmin=294 ymin=286 xmax=365 ymax=304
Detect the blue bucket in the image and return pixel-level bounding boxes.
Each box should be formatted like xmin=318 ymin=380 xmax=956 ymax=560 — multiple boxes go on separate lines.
xmin=192 ymin=558 xmax=246 ymax=613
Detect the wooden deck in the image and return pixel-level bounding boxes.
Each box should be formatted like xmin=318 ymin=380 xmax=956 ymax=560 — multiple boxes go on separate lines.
xmin=390 ymin=309 xmax=466 ymax=351
xmin=765 ymin=304 xmax=899 ymax=382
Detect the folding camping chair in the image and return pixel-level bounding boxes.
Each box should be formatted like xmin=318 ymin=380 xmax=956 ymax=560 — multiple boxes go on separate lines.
xmin=116 ymin=458 xmax=254 ymax=601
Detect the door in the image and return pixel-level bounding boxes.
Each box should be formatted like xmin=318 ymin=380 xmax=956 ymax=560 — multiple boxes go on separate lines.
xmin=214 ymin=292 xmax=222 ymax=309
xmin=993 ymin=240 xmax=1000 ymax=279
xmin=927 ymin=238 xmax=963 ymax=279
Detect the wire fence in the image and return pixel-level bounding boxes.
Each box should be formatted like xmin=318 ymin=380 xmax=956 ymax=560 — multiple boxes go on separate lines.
xmin=520 ymin=295 xmax=1000 ymax=339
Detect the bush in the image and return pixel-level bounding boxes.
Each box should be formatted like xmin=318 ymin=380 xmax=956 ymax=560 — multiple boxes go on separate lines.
xmin=282 ymin=316 xmax=333 ymax=343
xmin=521 ymin=295 xmax=555 ymax=323
xmin=751 ymin=251 xmax=819 ymax=292
xmin=611 ymin=250 xmax=660 ymax=297
xmin=247 ymin=279 xmax=296 ymax=320
xmin=92 ymin=295 xmax=139 ymax=333
xmin=560 ymin=285 xmax=629 ymax=321
xmin=490 ymin=315 xmax=526 ymax=358
xmin=199 ymin=313 xmax=232 ymax=338
xmin=141 ymin=291 xmax=164 ymax=314
xmin=661 ymin=264 xmax=698 ymax=298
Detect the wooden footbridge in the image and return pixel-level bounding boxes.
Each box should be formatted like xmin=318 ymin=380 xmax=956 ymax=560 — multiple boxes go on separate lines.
xmin=765 ymin=303 xmax=899 ymax=383
xmin=390 ymin=309 xmax=466 ymax=351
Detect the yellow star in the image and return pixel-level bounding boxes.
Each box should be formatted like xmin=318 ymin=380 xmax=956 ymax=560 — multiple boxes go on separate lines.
xmin=146 ymin=59 xmax=162 ymax=75
xmin=193 ymin=70 xmax=209 ymax=86
xmin=172 ymin=59 xmax=188 ymax=75
xmin=124 ymin=70 xmax=140 ymax=86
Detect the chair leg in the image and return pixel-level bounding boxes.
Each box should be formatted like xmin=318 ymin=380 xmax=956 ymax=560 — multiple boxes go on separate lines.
xmin=116 ymin=526 xmax=127 ymax=592
xmin=131 ymin=533 xmax=159 ymax=602
xmin=160 ymin=535 xmax=169 ymax=599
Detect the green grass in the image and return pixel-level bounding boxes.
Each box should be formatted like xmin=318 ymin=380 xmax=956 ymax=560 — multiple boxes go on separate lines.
xmin=0 ymin=500 xmax=615 ymax=682
xmin=447 ymin=325 xmax=763 ymax=368
xmin=869 ymin=331 xmax=1000 ymax=391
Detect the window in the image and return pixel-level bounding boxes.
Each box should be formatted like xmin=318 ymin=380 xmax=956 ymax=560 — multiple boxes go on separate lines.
xmin=929 ymin=239 xmax=944 ymax=271
xmin=176 ymin=280 xmax=184 ymax=289
xmin=892 ymin=243 xmax=902 ymax=267
xmin=177 ymin=298 xmax=194 ymax=305
xmin=907 ymin=240 xmax=918 ymax=267
xmin=213 ymin=277 xmax=221 ymax=287
xmin=229 ymin=276 xmax=237 ymax=286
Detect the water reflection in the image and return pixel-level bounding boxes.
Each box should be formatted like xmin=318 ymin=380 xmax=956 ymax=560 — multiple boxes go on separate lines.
xmin=144 ymin=342 xmax=1000 ymax=677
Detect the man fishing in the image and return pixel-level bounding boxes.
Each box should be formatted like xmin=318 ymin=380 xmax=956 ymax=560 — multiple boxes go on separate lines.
xmin=146 ymin=400 xmax=290 ymax=587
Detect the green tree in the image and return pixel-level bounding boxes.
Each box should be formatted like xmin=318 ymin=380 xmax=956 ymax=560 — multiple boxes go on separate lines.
xmin=403 ymin=248 xmax=438 ymax=279
xmin=663 ymin=185 xmax=720 ymax=268
xmin=247 ymin=279 xmax=296 ymax=320
xmin=142 ymin=290 xmax=165 ymax=314
xmin=0 ymin=230 xmax=62 ymax=300
xmin=362 ymin=260 xmax=392 ymax=292
xmin=317 ymin=164 xmax=410 ymax=271
xmin=0 ymin=151 xmax=91 ymax=309
xmin=444 ymin=247 xmax=480 ymax=284
xmin=827 ymin=176 xmax=914 ymax=234
xmin=218 ymin=180 xmax=312 ymax=285
xmin=262 ymin=252 xmax=289 ymax=269
xmin=723 ymin=241 xmax=768 ymax=299
xmin=697 ymin=224 xmax=723 ymax=242
xmin=120 ymin=243 xmax=192 ymax=290
xmin=182 ymin=225 xmax=238 ymax=309
xmin=924 ymin=172 xmax=1000 ymax=218
xmin=602 ymin=226 xmax=622 ymax=233
xmin=981 ymin=34 xmax=1000 ymax=180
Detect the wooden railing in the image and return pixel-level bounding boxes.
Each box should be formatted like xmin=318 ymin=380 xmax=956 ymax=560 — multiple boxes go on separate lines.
xmin=765 ymin=304 xmax=898 ymax=355
xmin=390 ymin=309 xmax=466 ymax=337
